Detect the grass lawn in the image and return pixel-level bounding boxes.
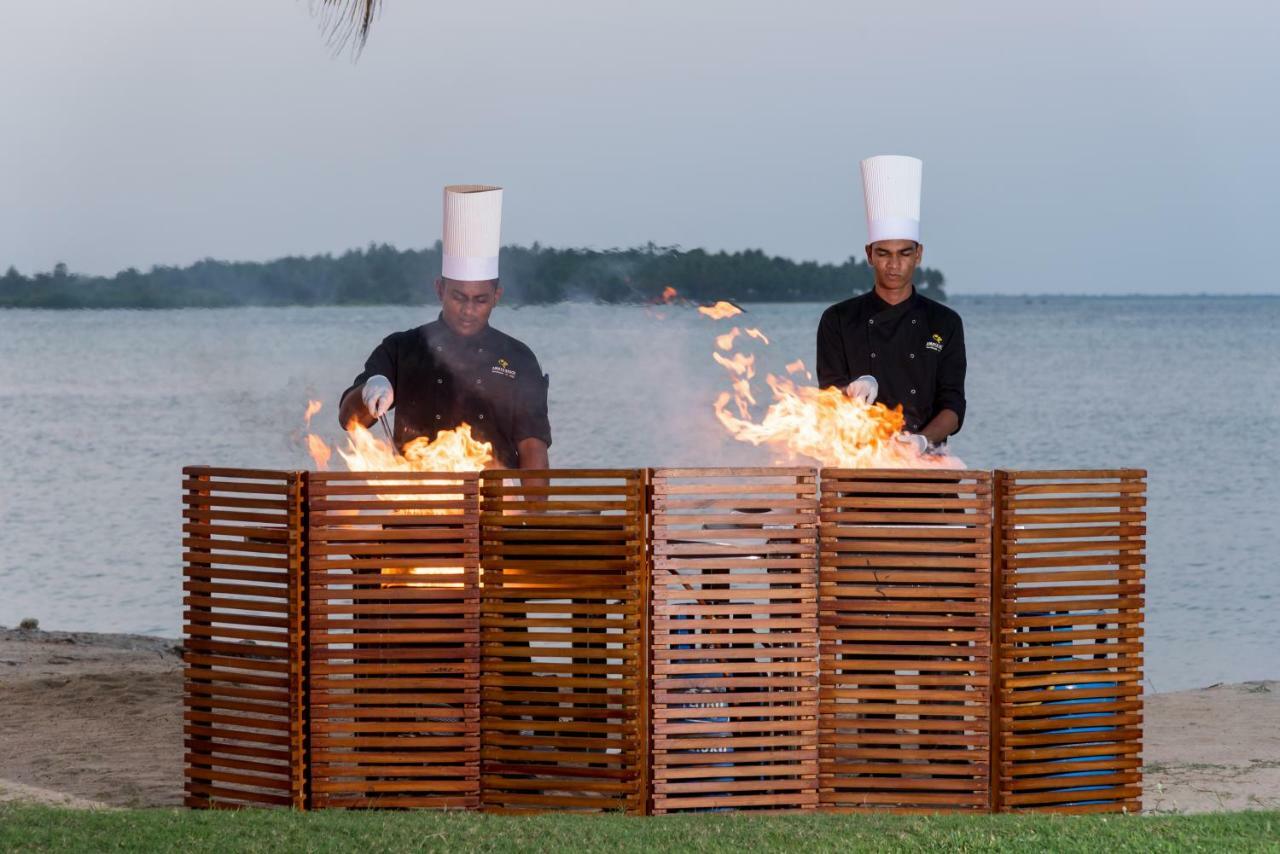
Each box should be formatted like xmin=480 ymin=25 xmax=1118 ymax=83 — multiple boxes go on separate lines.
xmin=1 ymin=806 xmax=1278 ymax=853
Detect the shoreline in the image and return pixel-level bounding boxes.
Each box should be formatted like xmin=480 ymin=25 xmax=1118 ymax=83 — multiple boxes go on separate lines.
xmin=2 ymin=627 xmax=1276 ymax=813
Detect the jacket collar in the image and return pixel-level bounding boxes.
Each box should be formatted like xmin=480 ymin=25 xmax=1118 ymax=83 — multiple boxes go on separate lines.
xmin=869 ymin=286 xmax=920 ymax=321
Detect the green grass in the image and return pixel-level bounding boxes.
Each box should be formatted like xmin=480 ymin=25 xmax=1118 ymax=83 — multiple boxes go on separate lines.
xmin=1 ymin=807 xmax=1278 ymax=853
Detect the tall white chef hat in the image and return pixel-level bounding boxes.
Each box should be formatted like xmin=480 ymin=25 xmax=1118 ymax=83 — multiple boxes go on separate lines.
xmin=442 ymin=184 xmax=503 ymax=282
xmin=860 ymin=155 xmax=922 ymax=244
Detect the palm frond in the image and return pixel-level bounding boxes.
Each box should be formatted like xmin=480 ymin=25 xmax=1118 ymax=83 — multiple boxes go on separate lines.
xmin=315 ymin=0 xmax=381 ymax=52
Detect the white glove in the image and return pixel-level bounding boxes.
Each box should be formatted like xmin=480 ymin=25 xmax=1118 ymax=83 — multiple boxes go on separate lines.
xmin=361 ymin=375 xmax=394 ymax=418
xmin=894 ymin=432 xmax=930 ymax=456
xmin=844 ymin=375 xmax=878 ymax=405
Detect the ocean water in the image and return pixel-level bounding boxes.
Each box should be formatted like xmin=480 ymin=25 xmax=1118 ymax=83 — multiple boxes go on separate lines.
xmin=1 ymin=297 xmax=1277 ymax=692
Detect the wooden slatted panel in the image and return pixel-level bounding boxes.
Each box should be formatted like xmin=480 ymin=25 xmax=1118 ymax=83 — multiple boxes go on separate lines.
xmin=307 ymin=471 xmax=480 ymax=809
xmin=649 ymin=468 xmax=820 ymax=813
xmin=479 ymin=470 xmax=648 ymax=813
xmin=995 ymin=469 xmax=1146 ymax=814
xmin=183 ymin=467 xmax=306 ymax=809
xmin=818 ymin=469 xmax=993 ymax=813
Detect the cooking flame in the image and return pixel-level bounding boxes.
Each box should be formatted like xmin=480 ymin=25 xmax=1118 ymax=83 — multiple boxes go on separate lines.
xmin=710 ymin=322 xmax=963 ymax=469
xmin=306 ymin=434 xmax=332 ymax=470
xmin=716 ymin=327 xmax=741 ymax=351
xmin=698 ymin=301 xmax=744 ymax=320
xmin=303 ymin=402 xmax=493 ymax=588
xmin=785 ymin=359 xmax=813 ymax=381
xmin=323 ymin=419 xmax=492 ymax=473
xmin=716 ymin=378 xmax=960 ymax=468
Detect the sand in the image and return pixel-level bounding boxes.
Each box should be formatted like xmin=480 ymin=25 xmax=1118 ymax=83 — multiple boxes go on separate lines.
xmin=0 ymin=626 xmax=1276 ymax=813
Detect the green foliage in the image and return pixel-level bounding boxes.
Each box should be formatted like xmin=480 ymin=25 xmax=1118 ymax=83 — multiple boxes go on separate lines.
xmin=0 ymin=244 xmax=948 ymax=309
xmin=0 ymin=806 xmax=1276 ymax=853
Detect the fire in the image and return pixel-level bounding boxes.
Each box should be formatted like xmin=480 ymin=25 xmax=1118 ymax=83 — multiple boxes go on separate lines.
xmin=303 ymin=404 xmax=493 ymax=588
xmin=659 ymin=285 xmax=679 ymax=303
xmin=716 ymin=327 xmax=741 ymax=351
xmin=708 ymin=320 xmax=963 ymax=469
xmin=785 ymin=359 xmax=812 ymax=380
xmin=716 ymin=378 xmax=960 ymax=468
xmin=306 ymin=434 xmax=332 ymax=470
xmin=303 ymin=399 xmax=323 ymax=427
xmin=698 ymin=301 xmax=744 ymax=320
xmin=320 ymin=420 xmax=492 ymax=473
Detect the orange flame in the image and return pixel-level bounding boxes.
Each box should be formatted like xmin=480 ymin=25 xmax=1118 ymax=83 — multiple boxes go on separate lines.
xmin=306 ymin=434 xmax=332 ymax=470
xmin=712 ymin=351 xmax=755 ymax=379
xmin=715 ymin=377 xmax=963 ymax=469
xmin=304 ymin=404 xmax=493 ymax=588
xmin=660 ymin=285 xmax=679 ymax=303
xmin=324 ymin=420 xmax=493 ymax=473
xmin=303 ymin=399 xmax=323 ymax=427
xmin=785 ymin=358 xmax=814 ymax=382
xmin=698 ymin=301 xmax=744 ymax=320
xmin=744 ymin=327 xmax=770 ymax=345
xmin=715 ymin=327 xmax=741 ymax=351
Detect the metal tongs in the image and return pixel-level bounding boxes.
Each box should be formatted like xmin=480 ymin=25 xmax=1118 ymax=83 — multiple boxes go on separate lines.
xmin=378 ymin=414 xmax=396 ymax=453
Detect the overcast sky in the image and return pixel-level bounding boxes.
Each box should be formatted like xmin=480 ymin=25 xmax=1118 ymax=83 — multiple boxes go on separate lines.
xmin=2 ymin=1 xmax=1277 ymax=293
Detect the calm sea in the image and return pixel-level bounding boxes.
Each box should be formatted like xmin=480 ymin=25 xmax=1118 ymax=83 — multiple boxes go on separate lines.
xmin=1 ymin=297 xmax=1277 ymax=692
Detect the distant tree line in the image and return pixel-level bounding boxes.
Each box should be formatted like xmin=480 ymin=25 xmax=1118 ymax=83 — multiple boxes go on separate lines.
xmin=0 ymin=243 xmax=948 ymax=309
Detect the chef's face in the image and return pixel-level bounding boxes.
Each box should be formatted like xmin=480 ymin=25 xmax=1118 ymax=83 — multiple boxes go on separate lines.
xmin=436 ymin=278 xmax=502 ymax=336
xmin=866 ymin=240 xmax=922 ymax=295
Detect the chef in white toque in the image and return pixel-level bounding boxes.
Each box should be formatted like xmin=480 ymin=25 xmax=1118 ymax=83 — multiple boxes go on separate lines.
xmin=816 ymin=155 xmax=967 ymax=454
xmin=339 ymin=185 xmax=552 ymax=469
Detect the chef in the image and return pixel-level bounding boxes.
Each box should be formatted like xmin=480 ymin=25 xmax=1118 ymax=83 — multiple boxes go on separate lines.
xmin=816 ymin=155 xmax=967 ymax=453
xmin=338 ymin=185 xmax=551 ymax=469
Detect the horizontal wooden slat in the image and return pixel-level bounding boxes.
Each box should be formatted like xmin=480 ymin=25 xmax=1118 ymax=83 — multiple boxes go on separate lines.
xmin=995 ymin=469 xmax=1146 ymax=814
xmin=480 ymin=470 xmax=648 ymax=814
xmin=306 ymin=471 xmax=480 ymax=810
xmin=184 ymin=469 xmax=304 ymax=811
xmin=819 ymin=469 xmax=992 ymax=814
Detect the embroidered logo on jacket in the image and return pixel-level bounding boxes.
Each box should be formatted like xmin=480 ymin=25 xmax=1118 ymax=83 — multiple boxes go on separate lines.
xmin=491 ymin=358 xmax=516 ymax=379
xmin=925 ymin=333 xmax=944 ymax=353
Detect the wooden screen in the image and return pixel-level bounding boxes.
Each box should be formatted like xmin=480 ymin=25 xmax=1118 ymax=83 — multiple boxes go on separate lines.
xmin=306 ymin=471 xmax=481 ymax=809
xmin=649 ymin=468 xmax=820 ymax=813
xmin=994 ymin=470 xmax=1146 ymax=814
xmin=478 ymin=470 xmax=649 ymax=813
xmin=182 ymin=467 xmax=307 ymax=809
xmin=818 ymin=469 xmax=993 ymax=812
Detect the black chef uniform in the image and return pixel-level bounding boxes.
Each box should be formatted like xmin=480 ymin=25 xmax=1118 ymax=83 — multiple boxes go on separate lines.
xmin=816 ymin=289 xmax=967 ymax=435
xmin=342 ymin=316 xmax=552 ymax=468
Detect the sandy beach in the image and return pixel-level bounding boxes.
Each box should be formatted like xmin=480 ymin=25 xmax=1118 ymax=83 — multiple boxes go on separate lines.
xmin=0 ymin=626 xmax=1275 ymax=813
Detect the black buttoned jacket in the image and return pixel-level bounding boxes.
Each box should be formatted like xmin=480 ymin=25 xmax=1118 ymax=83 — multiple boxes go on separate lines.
xmin=816 ymin=289 xmax=967 ymax=434
xmin=343 ymin=317 xmax=552 ymax=468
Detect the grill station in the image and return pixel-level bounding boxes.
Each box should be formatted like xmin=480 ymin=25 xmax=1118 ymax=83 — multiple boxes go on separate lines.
xmin=182 ymin=466 xmax=1145 ymax=814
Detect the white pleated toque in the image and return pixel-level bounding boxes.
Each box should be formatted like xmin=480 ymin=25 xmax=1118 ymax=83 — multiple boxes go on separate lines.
xmin=860 ymin=155 xmax=922 ymax=244
xmin=442 ymin=184 xmax=503 ymax=281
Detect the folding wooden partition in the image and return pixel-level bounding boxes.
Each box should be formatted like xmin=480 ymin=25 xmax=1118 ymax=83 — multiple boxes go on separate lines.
xmin=478 ymin=470 xmax=649 ymax=813
xmin=817 ymin=469 xmax=994 ymax=812
xmin=182 ymin=467 xmax=307 ymax=809
xmin=993 ymin=470 xmax=1146 ymax=814
xmin=649 ymin=468 xmax=820 ymax=813
xmin=305 ymin=471 xmax=481 ymax=809
xmin=181 ymin=465 xmax=1146 ymax=815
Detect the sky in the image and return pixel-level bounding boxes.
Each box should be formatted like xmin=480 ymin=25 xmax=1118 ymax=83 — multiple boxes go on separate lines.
xmin=2 ymin=1 xmax=1278 ymax=294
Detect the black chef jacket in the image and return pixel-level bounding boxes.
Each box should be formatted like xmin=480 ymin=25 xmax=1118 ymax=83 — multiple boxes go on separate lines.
xmin=816 ymin=289 xmax=966 ymax=434
xmin=342 ymin=316 xmax=552 ymax=468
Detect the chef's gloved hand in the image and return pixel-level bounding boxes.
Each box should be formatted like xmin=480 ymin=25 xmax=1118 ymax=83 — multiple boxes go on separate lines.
xmin=844 ymin=375 xmax=879 ymax=405
xmin=894 ymin=432 xmax=930 ymax=456
xmin=361 ymin=375 xmax=394 ymax=418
